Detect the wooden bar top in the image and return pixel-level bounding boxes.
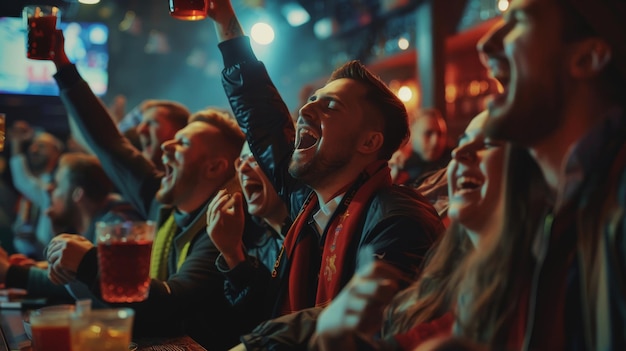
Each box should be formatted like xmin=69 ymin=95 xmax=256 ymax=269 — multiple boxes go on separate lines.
xmin=0 ymin=308 xmax=207 ymax=351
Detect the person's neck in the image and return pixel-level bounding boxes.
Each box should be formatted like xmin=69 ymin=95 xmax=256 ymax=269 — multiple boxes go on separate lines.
xmin=176 ymin=176 xmax=236 ymax=213
xmin=528 ymin=92 xmax=611 ymax=202
xmin=466 ymin=198 xmax=504 ymax=248
xmin=263 ymin=206 xmax=288 ymax=235
xmin=77 ymin=200 xmax=102 ymax=235
xmin=176 ymin=195 xmax=207 ymax=214
xmin=31 ymin=164 xmax=53 ymax=178
xmin=312 ymin=159 xmax=375 ymax=204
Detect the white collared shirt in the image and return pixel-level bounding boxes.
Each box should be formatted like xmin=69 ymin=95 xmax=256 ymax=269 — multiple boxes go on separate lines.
xmin=313 ymin=194 xmax=345 ymax=236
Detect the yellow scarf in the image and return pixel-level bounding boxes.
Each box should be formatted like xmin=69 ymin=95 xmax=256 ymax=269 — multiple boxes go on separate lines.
xmin=149 ymin=213 xmax=176 ymax=280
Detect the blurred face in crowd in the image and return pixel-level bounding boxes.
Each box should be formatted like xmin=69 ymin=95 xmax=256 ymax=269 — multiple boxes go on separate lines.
xmin=447 ymin=111 xmax=506 ymax=233
xmin=290 ymin=79 xmax=374 ymax=186
xmin=28 ymin=132 xmax=61 ymax=173
xmin=136 ymin=106 xmax=181 ymax=168
xmin=46 ymin=164 xmax=78 ymax=233
xmin=157 ymin=121 xmax=221 ymax=210
xmin=411 ymin=114 xmax=447 ymax=162
xmin=236 ymin=143 xmax=285 ymax=221
xmin=478 ymin=0 xmax=570 ymax=146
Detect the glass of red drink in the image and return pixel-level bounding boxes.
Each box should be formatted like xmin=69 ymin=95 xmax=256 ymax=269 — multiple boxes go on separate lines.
xmin=0 ymin=113 xmax=5 ymax=152
xmin=169 ymin=0 xmax=208 ymax=20
xmin=96 ymin=221 xmax=155 ymax=303
xmin=22 ymin=5 xmax=61 ymax=60
xmin=29 ymin=307 xmax=74 ymax=351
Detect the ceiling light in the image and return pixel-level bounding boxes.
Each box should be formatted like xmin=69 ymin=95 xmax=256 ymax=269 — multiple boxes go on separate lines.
xmin=281 ymin=2 xmax=310 ymax=27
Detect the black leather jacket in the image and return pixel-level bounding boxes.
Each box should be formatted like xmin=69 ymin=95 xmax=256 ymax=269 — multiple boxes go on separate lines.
xmin=217 ymin=37 xmax=444 ymax=343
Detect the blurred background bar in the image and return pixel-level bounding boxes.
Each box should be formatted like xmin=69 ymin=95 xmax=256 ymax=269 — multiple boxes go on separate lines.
xmin=0 ymin=0 xmax=508 ymax=144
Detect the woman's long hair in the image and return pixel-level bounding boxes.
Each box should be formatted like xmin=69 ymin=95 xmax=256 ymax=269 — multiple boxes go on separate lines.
xmin=454 ymin=146 xmax=546 ymax=347
xmin=384 ymin=220 xmax=474 ymax=335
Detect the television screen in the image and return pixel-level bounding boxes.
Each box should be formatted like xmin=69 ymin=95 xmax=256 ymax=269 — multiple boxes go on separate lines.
xmin=0 ymin=17 xmax=109 ymax=96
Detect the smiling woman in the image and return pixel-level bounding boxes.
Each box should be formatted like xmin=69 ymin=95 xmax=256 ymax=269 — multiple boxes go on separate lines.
xmin=447 ymin=110 xmax=506 ymax=243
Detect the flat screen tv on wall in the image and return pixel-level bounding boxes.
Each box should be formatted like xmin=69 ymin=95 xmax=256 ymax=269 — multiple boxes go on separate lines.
xmin=0 ymin=17 xmax=109 ymax=96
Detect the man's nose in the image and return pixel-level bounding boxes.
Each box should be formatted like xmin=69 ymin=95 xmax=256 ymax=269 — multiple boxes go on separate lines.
xmin=451 ymin=146 xmax=476 ymax=163
xmin=477 ymin=19 xmax=506 ymax=63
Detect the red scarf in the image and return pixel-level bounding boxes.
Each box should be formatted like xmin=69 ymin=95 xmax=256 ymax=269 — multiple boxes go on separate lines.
xmin=279 ymin=161 xmax=392 ymax=314
xmin=394 ymin=312 xmax=454 ymax=350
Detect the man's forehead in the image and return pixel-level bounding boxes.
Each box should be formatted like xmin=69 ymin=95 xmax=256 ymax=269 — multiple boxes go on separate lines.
xmin=35 ymin=133 xmax=60 ymax=148
xmin=142 ymin=106 xmax=166 ymax=122
xmin=507 ymin=0 xmax=561 ymax=19
xmin=413 ymin=115 xmax=440 ymax=129
xmin=178 ymin=121 xmax=218 ymax=138
xmin=318 ymin=78 xmax=366 ymax=98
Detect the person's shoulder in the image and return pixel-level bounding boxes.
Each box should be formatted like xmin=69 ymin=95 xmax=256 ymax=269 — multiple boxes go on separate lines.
xmin=374 ymin=184 xmax=429 ymax=203
xmin=369 ymin=185 xmax=440 ymax=219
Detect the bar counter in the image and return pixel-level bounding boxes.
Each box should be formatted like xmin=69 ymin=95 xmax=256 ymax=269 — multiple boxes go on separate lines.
xmin=0 ymin=309 xmax=207 ymax=351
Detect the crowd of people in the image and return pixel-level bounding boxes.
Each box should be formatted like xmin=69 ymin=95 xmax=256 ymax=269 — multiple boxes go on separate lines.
xmin=0 ymin=0 xmax=624 ymax=349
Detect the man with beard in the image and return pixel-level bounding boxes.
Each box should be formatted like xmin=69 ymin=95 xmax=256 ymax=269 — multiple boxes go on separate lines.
xmin=9 ymin=122 xmax=62 ymax=259
xmin=41 ymin=30 xmax=260 ymax=350
xmin=463 ymin=0 xmax=626 ymax=349
xmin=0 ymin=153 xmax=142 ymax=303
xmin=134 ymin=100 xmax=189 ymax=171
xmin=204 ymin=1 xmax=443 ymax=347
xmin=73 ymin=98 xmax=189 ymax=172
xmin=45 ymin=153 xmax=143 ymax=241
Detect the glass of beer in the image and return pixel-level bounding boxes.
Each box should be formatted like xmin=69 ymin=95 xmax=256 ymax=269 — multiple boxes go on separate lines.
xmin=70 ymin=308 xmax=135 ymax=351
xmin=22 ymin=5 xmax=61 ymax=60
xmin=29 ymin=307 xmax=74 ymax=351
xmin=0 ymin=113 xmax=5 ymax=152
xmin=169 ymin=0 xmax=208 ymax=20
xmin=97 ymin=221 xmax=155 ymax=303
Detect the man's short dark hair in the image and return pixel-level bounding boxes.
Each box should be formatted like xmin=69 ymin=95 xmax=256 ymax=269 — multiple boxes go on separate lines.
xmin=328 ymin=60 xmax=409 ymax=160
xmin=59 ymin=153 xmax=113 ymax=203
xmin=189 ymin=108 xmax=246 ymax=163
xmin=141 ymin=100 xmax=190 ymax=131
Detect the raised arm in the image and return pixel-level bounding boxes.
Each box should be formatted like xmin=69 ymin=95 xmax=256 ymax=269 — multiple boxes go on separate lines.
xmin=8 ymin=122 xmax=49 ymax=208
xmin=50 ymin=30 xmax=161 ymax=217
xmin=208 ymin=1 xmax=304 ymax=215
xmin=207 ymin=0 xmax=244 ymax=43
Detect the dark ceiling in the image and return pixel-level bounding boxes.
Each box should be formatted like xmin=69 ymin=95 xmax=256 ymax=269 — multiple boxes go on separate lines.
xmin=1 ymin=0 xmax=487 ymax=139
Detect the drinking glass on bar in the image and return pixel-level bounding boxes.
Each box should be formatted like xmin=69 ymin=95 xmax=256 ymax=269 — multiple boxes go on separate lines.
xmin=0 ymin=113 xmax=5 ymax=152
xmin=70 ymin=308 xmax=135 ymax=351
xmin=29 ymin=307 xmax=74 ymax=351
xmin=97 ymin=221 xmax=155 ymax=303
xmin=23 ymin=5 xmax=61 ymax=60
xmin=169 ymin=0 xmax=208 ymax=20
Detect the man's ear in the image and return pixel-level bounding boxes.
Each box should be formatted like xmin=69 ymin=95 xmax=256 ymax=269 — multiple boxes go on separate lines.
xmin=204 ymin=158 xmax=229 ymax=178
xmin=357 ymin=131 xmax=384 ymax=155
xmin=569 ymin=38 xmax=612 ymax=79
xmin=71 ymin=187 xmax=84 ymax=203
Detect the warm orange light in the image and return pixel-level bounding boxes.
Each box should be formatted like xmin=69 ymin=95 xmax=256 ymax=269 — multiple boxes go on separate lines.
xmin=495 ymin=80 xmax=505 ymax=93
xmin=467 ymin=80 xmax=482 ymax=96
xmin=445 ymin=85 xmax=457 ymax=103
xmin=398 ymin=86 xmax=412 ymax=102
